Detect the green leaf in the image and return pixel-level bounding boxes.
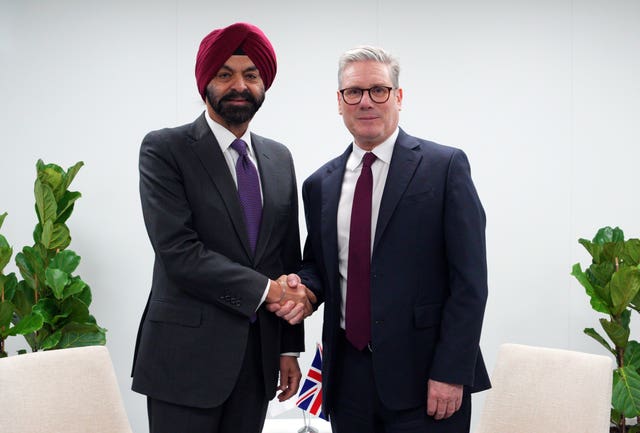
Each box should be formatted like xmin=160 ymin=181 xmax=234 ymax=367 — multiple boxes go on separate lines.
xmin=613 ymin=366 xmax=640 ymax=417
xmin=8 ymin=312 xmax=44 ymax=336
xmin=0 ymin=233 xmax=12 ymax=270
xmin=602 ymin=242 xmax=625 ymax=264
xmin=0 ymin=300 xmax=14 ymax=328
xmin=63 ymin=161 xmax=84 ymax=192
xmin=585 ymin=327 xmax=615 ymax=355
xmin=56 ymin=322 xmax=106 ymax=349
xmin=1 ymin=273 xmax=18 ymax=301
xmin=49 ymin=250 xmax=81 ymax=274
xmin=11 ymin=280 xmax=36 ymax=318
xmin=579 ymin=238 xmax=603 ymax=263
xmin=587 ymin=262 xmax=616 ymax=290
xmin=601 ymin=318 xmax=630 ymax=349
xmin=33 ymin=298 xmax=59 ymax=324
xmin=37 ymin=161 xmax=66 ymax=201
xmin=622 ymin=240 xmax=640 ymax=266
xmin=56 ymin=191 xmax=81 ymax=224
xmin=572 ymin=263 xmax=610 ymax=314
xmin=610 ymin=267 xmax=640 ymax=315
xmin=40 ymin=330 xmax=62 ymax=350
xmin=626 ymin=341 xmax=640 ymax=370
xmin=40 ymin=220 xmax=53 ymax=249
xmin=594 ymin=226 xmax=625 ymax=244
xmin=76 ymin=284 xmax=92 ymax=307
xmin=15 ymin=246 xmax=45 ymax=291
xmin=45 ymin=267 xmax=68 ymax=300
xmin=0 ymin=212 xmax=6 ymax=229
xmin=62 ymin=296 xmax=90 ymax=323
xmin=34 ymin=179 xmax=57 ymax=225
xmin=49 ymin=223 xmax=71 ymax=251
xmin=63 ymin=276 xmax=87 ymax=299
xmin=628 ymin=425 xmax=640 ymax=433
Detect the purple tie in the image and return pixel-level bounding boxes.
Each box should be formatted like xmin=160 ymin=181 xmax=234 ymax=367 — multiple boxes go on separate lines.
xmin=345 ymin=152 xmax=376 ymax=350
xmin=230 ymin=139 xmax=262 ymax=254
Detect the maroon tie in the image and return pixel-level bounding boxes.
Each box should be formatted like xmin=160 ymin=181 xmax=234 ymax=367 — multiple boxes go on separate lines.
xmin=345 ymin=152 xmax=376 ymax=350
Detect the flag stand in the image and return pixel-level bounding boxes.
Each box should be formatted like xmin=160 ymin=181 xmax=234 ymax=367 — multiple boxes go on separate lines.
xmin=297 ymin=410 xmax=319 ymax=433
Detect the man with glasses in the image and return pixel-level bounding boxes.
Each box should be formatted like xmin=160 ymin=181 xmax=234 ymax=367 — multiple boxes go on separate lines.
xmin=276 ymin=46 xmax=490 ymax=432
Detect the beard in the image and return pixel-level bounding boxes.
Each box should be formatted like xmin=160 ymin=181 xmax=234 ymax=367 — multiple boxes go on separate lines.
xmin=206 ymin=87 xmax=265 ymax=125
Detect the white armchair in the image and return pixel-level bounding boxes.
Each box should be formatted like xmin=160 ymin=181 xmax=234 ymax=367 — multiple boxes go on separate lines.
xmin=475 ymin=343 xmax=613 ymax=433
xmin=0 ymin=345 xmax=132 ymax=433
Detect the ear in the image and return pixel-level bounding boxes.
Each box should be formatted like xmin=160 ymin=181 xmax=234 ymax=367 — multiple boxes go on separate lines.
xmin=337 ymin=91 xmax=343 ymax=115
xmin=395 ymin=87 xmax=403 ymax=110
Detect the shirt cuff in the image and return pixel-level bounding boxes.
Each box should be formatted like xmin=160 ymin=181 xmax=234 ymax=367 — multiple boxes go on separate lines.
xmin=256 ymin=278 xmax=270 ymax=311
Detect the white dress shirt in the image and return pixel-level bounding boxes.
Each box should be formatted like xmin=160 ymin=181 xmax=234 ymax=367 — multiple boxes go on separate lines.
xmin=337 ymin=128 xmax=399 ymax=328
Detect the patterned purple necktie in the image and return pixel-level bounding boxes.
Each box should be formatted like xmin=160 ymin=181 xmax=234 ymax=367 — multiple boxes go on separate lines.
xmin=345 ymin=152 xmax=376 ymax=350
xmin=230 ymin=139 xmax=262 ymax=254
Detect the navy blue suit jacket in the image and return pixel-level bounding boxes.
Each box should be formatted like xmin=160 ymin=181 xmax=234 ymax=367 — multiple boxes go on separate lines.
xmin=299 ymin=128 xmax=490 ymax=414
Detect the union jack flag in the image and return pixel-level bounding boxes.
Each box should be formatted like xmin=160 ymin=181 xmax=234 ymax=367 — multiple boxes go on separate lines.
xmin=296 ymin=343 xmax=327 ymax=420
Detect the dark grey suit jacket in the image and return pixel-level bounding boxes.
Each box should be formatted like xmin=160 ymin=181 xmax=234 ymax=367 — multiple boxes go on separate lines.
xmin=132 ymin=113 xmax=304 ymax=408
xmin=299 ymin=128 xmax=490 ymax=416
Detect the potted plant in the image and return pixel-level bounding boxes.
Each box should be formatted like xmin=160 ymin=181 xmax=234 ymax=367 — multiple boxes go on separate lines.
xmin=0 ymin=160 xmax=106 ymax=356
xmin=572 ymin=226 xmax=640 ymax=433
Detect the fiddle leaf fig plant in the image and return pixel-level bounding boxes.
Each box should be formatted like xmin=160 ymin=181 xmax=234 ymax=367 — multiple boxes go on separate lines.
xmin=1 ymin=160 xmax=106 ymax=356
xmin=572 ymin=226 xmax=640 ymax=433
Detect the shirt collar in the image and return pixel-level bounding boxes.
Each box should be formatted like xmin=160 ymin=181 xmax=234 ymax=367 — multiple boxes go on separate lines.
xmin=347 ymin=127 xmax=399 ymax=171
xmin=204 ymin=111 xmax=253 ymax=157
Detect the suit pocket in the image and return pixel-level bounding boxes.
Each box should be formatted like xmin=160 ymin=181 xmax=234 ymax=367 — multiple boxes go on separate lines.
xmin=403 ymin=188 xmax=435 ymax=203
xmin=147 ymin=300 xmax=202 ymax=328
xmin=414 ymin=303 xmax=442 ymax=329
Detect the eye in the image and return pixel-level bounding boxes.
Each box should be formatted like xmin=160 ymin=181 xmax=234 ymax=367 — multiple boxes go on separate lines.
xmin=344 ymin=88 xmax=362 ymax=97
xmin=216 ymin=72 xmax=232 ymax=81
xmin=245 ymin=72 xmax=259 ymax=82
xmin=371 ymin=86 xmax=387 ymax=96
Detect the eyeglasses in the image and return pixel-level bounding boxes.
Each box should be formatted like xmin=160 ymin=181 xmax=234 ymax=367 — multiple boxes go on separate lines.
xmin=339 ymin=86 xmax=394 ymax=105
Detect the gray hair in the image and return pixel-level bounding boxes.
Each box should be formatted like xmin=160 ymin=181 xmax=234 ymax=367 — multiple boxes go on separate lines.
xmin=337 ymin=45 xmax=400 ymax=89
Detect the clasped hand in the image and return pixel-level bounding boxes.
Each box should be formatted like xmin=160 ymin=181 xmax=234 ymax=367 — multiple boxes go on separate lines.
xmin=265 ymin=274 xmax=316 ymax=325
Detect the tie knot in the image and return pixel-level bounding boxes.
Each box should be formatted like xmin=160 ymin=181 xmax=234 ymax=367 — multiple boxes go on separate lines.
xmin=231 ymin=139 xmax=248 ymax=156
xmin=362 ymin=152 xmax=376 ymax=169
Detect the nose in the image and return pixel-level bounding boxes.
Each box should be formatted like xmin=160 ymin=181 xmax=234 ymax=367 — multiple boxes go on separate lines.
xmin=230 ymin=75 xmax=248 ymax=91
xmin=358 ymin=90 xmax=374 ymax=107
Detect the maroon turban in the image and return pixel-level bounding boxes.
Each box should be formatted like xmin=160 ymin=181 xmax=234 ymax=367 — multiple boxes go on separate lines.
xmin=195 ymin=22 xmax=277 ymax=100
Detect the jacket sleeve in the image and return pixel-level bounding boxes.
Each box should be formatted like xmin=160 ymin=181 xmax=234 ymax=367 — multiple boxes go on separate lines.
xmin=429 ymin=149 xmax=488 ymax=387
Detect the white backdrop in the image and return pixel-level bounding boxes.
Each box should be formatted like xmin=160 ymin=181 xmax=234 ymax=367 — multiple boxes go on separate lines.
xmin=2 ymin=1 xmax=639 ymax=432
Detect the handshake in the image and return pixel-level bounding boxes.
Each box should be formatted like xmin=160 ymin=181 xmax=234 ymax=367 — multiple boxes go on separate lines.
xmin=265 ymin=274 xmax=317 ymax=325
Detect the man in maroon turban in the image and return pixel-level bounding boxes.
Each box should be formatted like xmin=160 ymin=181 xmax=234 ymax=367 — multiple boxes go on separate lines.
xmin=132 ymin=22 xmax=315 ymax=433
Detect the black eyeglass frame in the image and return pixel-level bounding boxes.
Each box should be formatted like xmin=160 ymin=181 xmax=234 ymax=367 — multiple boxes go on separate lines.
xmin=339 ymin=86 xmax=394 ymax=105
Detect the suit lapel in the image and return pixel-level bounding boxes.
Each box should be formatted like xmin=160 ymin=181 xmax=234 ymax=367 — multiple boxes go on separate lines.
xmin=189 ymin=114 xmax=253 ymax=259
xmin=374 ymin=129 xmax=422 ymax=252
xmin=321 ymin=146 xmax=351 ymax=289
xmin=252 ymin=134 xmax=281 ymax=265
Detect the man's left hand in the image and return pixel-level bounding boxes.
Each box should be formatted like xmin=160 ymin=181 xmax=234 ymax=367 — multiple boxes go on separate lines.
xmin=426 ymin=379 xmax=463 ymax=420
xmin=277 ymin=356 xmax=302 ymax=401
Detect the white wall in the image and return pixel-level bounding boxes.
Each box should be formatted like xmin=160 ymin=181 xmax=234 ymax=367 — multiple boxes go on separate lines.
xmin=2 ymin=1 xmax=639 ymax=431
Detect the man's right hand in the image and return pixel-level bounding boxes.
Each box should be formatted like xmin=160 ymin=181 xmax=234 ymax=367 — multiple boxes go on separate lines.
xmin=266 ymin=274 xmax=317 ymax=324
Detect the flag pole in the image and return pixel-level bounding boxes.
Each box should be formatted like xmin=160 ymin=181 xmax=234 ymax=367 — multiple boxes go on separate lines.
xmin=297 ymin=410 xmax=319 ymax=433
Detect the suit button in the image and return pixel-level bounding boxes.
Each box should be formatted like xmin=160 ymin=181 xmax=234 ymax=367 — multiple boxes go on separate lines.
xmin=375 ymin=320 xmax=384 ymax=325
